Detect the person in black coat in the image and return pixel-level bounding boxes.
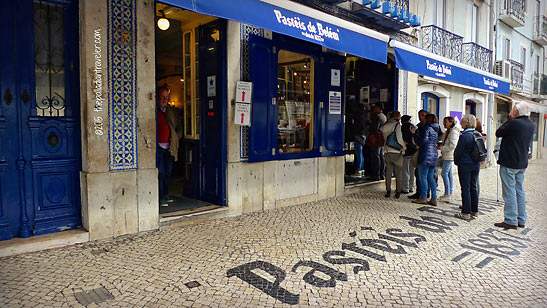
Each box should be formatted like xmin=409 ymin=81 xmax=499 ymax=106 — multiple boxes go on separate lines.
xmin=401 ymin=115 xmax=417 ymax=193
xmin=493 ymin=102 xmax=535 ymax=229
xmin=352 ymin=99 xmax=368 ymax=176
xmin=412 ymin=113 xmax=440 ymax=205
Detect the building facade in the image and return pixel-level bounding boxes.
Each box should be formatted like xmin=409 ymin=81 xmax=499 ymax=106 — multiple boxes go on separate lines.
xmin=0 ymin=0 xmax=544 ymax=246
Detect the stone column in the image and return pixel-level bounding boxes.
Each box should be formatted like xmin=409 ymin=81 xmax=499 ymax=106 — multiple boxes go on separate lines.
xmin=79 ymin=0 xmax=158 ymax=241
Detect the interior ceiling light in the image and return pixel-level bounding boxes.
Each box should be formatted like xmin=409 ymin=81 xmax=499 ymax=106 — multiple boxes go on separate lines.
xmin=157 ymin=10 xmax=170 ymax=31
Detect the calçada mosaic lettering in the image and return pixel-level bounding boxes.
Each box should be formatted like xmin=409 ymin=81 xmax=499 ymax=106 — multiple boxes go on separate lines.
xmin=227 ymin=198 xmax=532 ymax=305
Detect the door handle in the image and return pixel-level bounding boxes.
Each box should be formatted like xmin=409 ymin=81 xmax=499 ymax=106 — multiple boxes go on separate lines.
xmin=22 ymin=90 xmax=30 ymax=104
xmin=4 ymin=88 xmax=13 ymax=105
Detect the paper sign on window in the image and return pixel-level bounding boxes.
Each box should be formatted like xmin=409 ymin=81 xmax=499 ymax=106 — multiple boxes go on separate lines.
xmin=329 ymin=91 xmax=342 ymax=114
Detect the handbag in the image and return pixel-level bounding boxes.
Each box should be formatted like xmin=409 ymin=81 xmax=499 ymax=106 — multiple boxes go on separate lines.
xmin=411 ymin=150 xmax=419 ymax=168
xmin=386 ymin=123 xmax=403 ymax=150
xmin=366 ymin=131 xmax=385 ymax=147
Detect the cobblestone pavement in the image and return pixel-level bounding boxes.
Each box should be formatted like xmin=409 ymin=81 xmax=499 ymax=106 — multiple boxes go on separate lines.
xmin=1 ymin=159 xmax=547 ymax=308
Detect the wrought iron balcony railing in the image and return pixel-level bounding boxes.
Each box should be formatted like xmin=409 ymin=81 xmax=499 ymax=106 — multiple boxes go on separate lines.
xmin=421 ymin=25 xmax=463 ymax=62
xmin=509 ymin=60 xmax=524 ymax=90
xmin=462 ymin=42 xmax=492 ymax=72
xmin=501 ymin=0 xmax=525 ymax=24
xmin=541 ymin=74 xmax=547 ymax=95
xmin=392 ymin=0 xmax=409 ymax=12
xmin=391 ymin=30 xmax=418 ymax=47
xmin=534 ymin=15 xmax=547 ymax=40
xmin=533 ymin=74 xmax=540 ymax=95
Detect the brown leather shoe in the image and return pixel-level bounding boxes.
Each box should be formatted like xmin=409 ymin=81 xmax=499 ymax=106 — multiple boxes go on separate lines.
xmin=494 ymin=222 xmax=517 ymax=230
xmin=412 ymin=197 xmax=428 ymax=204
xmin=427 ymin=199 xmax=437 ymax=206
xmin=471 ymin=212 xmax=479 ymax=217
xmin=518 ymin=224 xmax=525 ymax=228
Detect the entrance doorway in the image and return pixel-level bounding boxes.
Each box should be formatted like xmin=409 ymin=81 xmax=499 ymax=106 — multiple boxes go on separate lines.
xmin=0 ymin=0 xmax=82 ymax=240
xmin=421 ymin=93 xmax=440 ymax=118
xmin=155 ymin=5 xmax=226 ymax=216
xmin=344 ymin=55 xmax=397 ymax=185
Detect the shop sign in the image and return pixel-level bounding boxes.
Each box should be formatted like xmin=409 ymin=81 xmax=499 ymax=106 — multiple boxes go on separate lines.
xmin=235 ymin=102 xmax=251 ymax=126
xmin=330 ymin=69 xmax=340 ymax=87
xmin=394 ymin=47 xmax=510 ymax=95
xmin=236 ymin=81 xmax=252 ymax=104
xmin=450 ymin=111 xmax=463 ymax=126
xmin=328 ymin=91 xmax=342 ymax=114
xmin=207 ymin=75 xmax=216 ymax=97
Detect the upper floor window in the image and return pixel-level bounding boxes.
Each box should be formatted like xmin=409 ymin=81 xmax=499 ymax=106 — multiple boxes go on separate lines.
xmin=520 ymin=47 xmax=527 ymax=72
xmin=466 ymin=2 xmax=479 ymax=43
xmin=502 ymin=38 xmax=511 ymax=61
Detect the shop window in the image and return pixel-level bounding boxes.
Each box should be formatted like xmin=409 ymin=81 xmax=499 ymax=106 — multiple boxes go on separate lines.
xmin=183 ymin=28 xmax=200 ymax=140
xmin=277 ymin=50 xmax=313 ymax=153
xmin=530 ymin=112 xmax=539 ymax=142
xmin=421 ymin=92 xmax=439 ymax=118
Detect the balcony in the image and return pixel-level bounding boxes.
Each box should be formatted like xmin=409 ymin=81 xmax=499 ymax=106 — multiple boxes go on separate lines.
xmin=533 ymin=16 xmax=547 ymax=46
xmin=510 ymin=60 xmax=524 ymax=91
xmin=541 ymin=74 xmax=547 ymax=95
xmin=420 ymin=25 xmax=463 ymax=62
xmin=499 ymin=0 xmax=525 ymax=28
xmin=462 ymin=42 xmax=492 ymax=72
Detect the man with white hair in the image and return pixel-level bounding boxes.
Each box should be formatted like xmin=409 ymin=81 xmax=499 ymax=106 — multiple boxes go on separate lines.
xmin=494 ymin=101 xmax=535 ymax=229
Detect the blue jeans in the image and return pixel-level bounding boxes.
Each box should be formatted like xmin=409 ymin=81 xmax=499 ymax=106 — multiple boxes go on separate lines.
xmin=418 ymin=164 xmax=436 ymax=200
xmin=441 ymin=160 xmax=453 ymax=195
xmin=458 ymin=163 xmax=480 ymax=214
xmin=157 ymin=146 xmax=174 ymax=200
xmin=500 ymin=166 xmax=527 ymax=226
xmin=354 ymin=136 xmax=366 ymax=171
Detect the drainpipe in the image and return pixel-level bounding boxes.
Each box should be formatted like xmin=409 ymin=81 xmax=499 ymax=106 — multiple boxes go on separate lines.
xmin=486 ymin=0 xmax=498 ymax=167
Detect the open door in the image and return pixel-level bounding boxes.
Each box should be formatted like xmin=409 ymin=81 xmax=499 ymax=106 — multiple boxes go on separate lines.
xmin=198 ymin=20 xmax=226 ymax=205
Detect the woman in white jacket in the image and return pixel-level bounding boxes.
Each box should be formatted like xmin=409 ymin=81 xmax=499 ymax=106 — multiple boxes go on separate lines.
xmin=439 ymin=117 xmax=460 ymax=201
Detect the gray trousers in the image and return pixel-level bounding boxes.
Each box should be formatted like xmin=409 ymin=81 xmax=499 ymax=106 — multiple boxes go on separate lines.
xmin=385 ymin=152 xmax=403 ymax=193
xmin=402 ymin=156 xmax=415 ymax=192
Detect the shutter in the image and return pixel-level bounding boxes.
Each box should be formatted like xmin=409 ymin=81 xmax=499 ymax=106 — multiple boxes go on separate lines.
xmin=248 ymin=34 xmax=276 ymax=162
xmin=321 ymin=54 xmax=345 ymax=157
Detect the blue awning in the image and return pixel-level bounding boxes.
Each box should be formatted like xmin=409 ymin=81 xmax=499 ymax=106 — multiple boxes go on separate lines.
xmin=390 ymin=40 xmax=510 ymax=95
xmin=161 ymin=0 xmax=389 ymax=63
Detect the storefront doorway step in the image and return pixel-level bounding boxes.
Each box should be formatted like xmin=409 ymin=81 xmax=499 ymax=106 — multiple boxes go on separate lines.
xmin=0 ymin=228 xmax=89 ymax=258
xmin=159 ymin=205 xmax=230 ymax=230
xmin=344 ymin=179 xmax=385 ymax=195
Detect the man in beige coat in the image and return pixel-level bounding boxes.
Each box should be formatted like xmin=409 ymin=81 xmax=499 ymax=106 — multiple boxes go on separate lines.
xmin=380 ymin=111 xmax=406 ymax=198
xmin=157 ymin=86 xmax=182 ymax=206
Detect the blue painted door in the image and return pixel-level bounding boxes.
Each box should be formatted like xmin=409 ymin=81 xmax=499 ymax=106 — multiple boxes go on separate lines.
xmin=0 ymin=0 xmax=81 ymax=240
xmin=198 ymin=20 xmax=226 ymax=206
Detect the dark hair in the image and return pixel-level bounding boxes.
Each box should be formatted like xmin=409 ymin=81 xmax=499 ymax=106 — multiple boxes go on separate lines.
xmin=418 ymin=109 xmax=428 ymax=115
xmin=443 ymin=116 xmax=455 ymax=128
xmin=157 ymin=86 xmax=169 ymax=95
xmin=475 ymin=119 xmax=483 ymax=133
xmin=425 ymin=113 xmax=438 ymax=123
xmin=389 ymin=110 xmax=401 ymax=119
xmin=442 ymin=116 xmax=455 ymax=144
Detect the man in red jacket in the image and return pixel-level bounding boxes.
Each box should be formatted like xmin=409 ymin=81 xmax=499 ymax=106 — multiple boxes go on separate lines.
xmin=157 ymin=86 xmax=182 ymax=206
xmin=494 ymin=102 xmax=535 ymax=229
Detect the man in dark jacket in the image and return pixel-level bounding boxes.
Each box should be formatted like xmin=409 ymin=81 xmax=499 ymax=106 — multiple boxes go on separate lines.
xmin=352 ymin=99 xmax=368 ymax=176
xmin=494 ymin=102 xmax=535 ymax=229
xmin=401 ymin=115 xmax=417 ymax=193
xmin=408 ymin=109 xmax=427 ymax=199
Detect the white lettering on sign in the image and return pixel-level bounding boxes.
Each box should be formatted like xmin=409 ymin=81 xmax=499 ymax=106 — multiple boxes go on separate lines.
xmin=234 ymin=103 xmax=251 ymax=126
xmin=426 ymin=60 xmax=452 ymax=78
xmin=329 ymin=91 xmax=342 ymax=115
xmin=236 ymin=81 xmax=252 ymax=104
xmin=483 ymin=77 xmax=498 ymax=89
xmin=273 ymin=9 xmax=340 ymax=43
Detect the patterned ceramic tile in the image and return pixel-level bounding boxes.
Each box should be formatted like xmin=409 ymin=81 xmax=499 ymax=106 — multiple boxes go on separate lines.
xmin=108 ymin=0 xmax=137 ymax=171
xmin=239 ymin=24 xmax=264 ymax=160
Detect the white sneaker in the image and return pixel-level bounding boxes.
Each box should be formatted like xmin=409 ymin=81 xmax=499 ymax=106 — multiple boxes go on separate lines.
xmin=438 ymin=194 xmax=452 ymax=202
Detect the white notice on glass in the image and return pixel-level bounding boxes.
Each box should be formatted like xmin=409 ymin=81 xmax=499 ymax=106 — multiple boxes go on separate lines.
xmin=207 ymin=76 xmax=216 ymax=97
xmin=380 ymin=88 xmax=388 ymax=102
xmin=329 ymin=91 xmax=342 ymax=114
xmin=331 ymin=69 xmax=341 ymax=87
xmin=234 ymin=103 xmax=251 ymax=126
xmin=236 ymin=81 xmax=252 ymax=104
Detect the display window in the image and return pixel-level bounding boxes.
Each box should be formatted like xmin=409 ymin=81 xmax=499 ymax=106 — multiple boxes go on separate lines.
xmin=277 ymin=50 xmax=314 ymax=153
